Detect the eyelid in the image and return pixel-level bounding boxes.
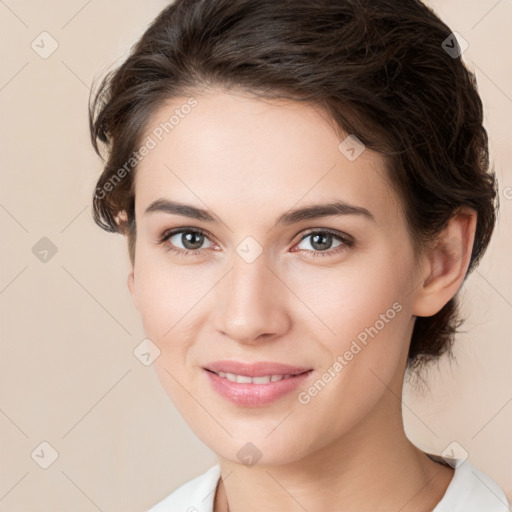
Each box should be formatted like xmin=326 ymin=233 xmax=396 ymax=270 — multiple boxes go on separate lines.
xmin=293 ymin=227 xmax=353 ymax=245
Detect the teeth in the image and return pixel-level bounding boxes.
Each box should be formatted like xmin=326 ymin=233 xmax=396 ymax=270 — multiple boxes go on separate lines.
xmin=217 ymin=371 xmax=295 ymax=383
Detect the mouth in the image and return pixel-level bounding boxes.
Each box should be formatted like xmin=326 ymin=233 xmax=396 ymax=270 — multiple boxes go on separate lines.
xmin=202 ymin=362 xmax=314 ymax=407
xmin=203 ymin=360 xmax=312 ymax=378
xmin=204 ymin=368 xmax=311 ymax=384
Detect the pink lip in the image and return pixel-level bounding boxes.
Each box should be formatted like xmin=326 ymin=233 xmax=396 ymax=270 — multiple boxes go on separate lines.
xmin=204 ymin=360 xmax=312 ymax=377
xmin=203 ymin=361 xmax=313 ymax=407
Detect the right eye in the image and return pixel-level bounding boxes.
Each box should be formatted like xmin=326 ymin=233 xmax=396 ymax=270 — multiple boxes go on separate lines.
xmin=158 ymin=228 xmax=215 ymax=256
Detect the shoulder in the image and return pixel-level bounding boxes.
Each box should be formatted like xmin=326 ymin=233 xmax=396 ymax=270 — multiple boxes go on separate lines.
xmin=147 ymin=464 xmax=221 ymax=512
xmin=433 ymin=458 xmax=510 ymax=512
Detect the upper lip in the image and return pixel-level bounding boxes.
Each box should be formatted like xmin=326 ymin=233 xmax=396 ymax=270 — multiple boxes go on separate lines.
xmin=204 ymin=360 xmax=312 ymax=377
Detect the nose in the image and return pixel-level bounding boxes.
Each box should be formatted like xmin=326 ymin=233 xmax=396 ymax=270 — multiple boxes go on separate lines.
xmin=212 ymin=251 xmax=291 ymax=345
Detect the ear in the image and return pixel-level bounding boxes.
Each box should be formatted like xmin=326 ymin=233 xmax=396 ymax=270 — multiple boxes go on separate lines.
xmin=412 ymin=207 xmax=477 ymax=317
xmin=127 ymin=266 xmax=138 ymax=311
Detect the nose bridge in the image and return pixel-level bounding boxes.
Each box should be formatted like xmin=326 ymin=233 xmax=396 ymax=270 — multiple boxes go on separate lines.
xmin=230 ymin=250 xmax=270 ymax=301
xmin=213 ymin=247 xmax=289 ymax=342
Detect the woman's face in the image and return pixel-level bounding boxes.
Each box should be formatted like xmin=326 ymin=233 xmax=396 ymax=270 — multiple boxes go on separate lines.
xmin=128 ymin=89 xmax=422 ymax=465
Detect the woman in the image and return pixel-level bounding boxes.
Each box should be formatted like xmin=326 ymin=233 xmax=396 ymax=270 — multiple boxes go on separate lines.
xmin=88 ymin=0 xmax=510 ymax=510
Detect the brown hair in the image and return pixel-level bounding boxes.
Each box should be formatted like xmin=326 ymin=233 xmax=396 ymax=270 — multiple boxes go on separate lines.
xmin=89 ymin=0 xmax=497 ymax=373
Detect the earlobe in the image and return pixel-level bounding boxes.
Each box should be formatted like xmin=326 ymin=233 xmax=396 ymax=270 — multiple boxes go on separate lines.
xmin=412 ymin=208 xmax=477 ymax=317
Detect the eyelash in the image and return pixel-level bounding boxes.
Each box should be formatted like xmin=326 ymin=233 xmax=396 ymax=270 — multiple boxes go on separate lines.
xmin=157 ymin=227 xmax=354 ymax=259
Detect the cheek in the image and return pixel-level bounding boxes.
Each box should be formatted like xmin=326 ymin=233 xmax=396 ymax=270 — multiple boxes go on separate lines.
xmin=288 ymin=246 xmax=414 ymax=391
xmin=133 ymin=257 xmax=211 ymax=402
xmin=288 ymin=271 xmax=411 ymax=443
xmin=134 ymin=254 xmax=206 ymax=331
xmin=132 ymin=254 xmax=223 ymax=385
xmin=286 ymin=245 xmax=411 ymax=339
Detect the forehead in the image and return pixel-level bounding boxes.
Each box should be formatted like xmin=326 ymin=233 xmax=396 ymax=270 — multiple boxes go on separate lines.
xmin=134 ymin=91 xmax=402 ymax=227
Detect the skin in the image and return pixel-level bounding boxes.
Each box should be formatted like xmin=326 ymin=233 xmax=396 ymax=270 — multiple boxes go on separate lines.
xmin=126 ymin=89 xmax=476 ymax=512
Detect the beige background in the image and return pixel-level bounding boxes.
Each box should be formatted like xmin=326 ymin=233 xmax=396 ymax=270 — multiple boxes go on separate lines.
xmin=0 ymin=0 xmax=511 ymax=510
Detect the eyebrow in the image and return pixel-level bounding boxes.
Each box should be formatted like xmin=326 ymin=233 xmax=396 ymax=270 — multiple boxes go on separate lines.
xmin=144 ymin=198 xmax=374 ymax=225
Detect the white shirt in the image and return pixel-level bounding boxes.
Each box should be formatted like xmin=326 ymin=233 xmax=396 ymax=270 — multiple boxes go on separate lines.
xmin=147 ymin=457 xmax=510 ymax=512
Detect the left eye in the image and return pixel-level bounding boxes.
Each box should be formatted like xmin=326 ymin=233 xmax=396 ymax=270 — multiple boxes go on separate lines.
xmin=295 ymin=231 xmax=346 ymax=252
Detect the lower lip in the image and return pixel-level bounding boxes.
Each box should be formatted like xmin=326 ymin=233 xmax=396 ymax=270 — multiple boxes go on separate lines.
xmin=204 ymin=369 xmax=313 ymax=407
